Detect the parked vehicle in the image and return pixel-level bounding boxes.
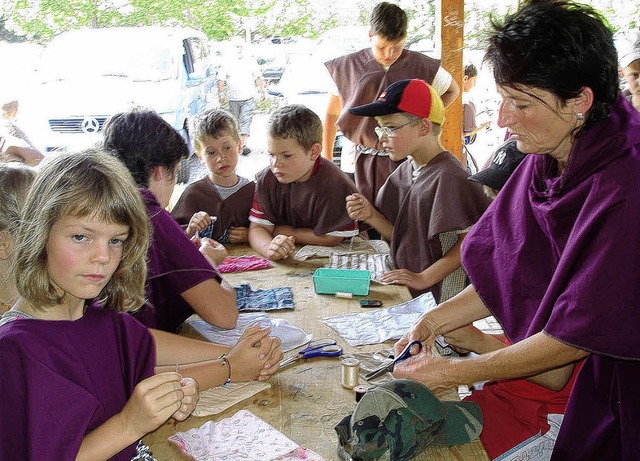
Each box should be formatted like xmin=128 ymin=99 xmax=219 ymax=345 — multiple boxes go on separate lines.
xmin=23 ymin=26 xmax=217 ymax=181
xmin=269 ymin=56 xmax=344 ymax=165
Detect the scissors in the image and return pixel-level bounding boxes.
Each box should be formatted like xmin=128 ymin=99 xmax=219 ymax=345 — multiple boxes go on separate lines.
xmin=364 ymin=340 xmax=422 ymax=380
xmin=280 ymin=338 xmax=343 ymax=368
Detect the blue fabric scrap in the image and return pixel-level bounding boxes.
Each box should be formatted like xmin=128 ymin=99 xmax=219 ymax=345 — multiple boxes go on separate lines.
xmin=234 ymin=284 xmax=295 ymax=311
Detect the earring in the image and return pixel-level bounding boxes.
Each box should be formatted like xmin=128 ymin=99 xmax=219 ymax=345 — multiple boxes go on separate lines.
xmin=576 ymin=112 xmax=584 ymax=120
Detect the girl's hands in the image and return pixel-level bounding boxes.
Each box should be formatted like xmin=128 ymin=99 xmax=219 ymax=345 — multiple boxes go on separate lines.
xmin=119 ymin=372 xmax=185 ymax=438
xmin=199 ymin=237 xmax=228 ymax=266
xmin=379 ymin=269 xmax=429 ymax=291
xmin=226 ymin=324 xmax=283 ymax=382
xmin=186 ymin=211 xmax=212 ymax=237
xmin=172 ymin=377 xmax=199 ymax=421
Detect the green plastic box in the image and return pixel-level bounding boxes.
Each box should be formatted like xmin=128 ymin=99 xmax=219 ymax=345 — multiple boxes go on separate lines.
xmin=313 ymin=268 xmax=371 ymax=296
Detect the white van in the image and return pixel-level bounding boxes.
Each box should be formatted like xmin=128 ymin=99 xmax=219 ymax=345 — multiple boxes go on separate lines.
xmin=23 ymin=27 xmax=216 ymax=172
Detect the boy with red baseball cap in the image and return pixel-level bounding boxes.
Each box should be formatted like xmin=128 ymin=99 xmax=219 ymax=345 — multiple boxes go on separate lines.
xmin=345 ymin=79 xmax=490 ymax=302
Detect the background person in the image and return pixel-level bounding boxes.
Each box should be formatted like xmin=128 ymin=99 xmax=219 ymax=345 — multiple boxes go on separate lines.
xmin=323 ymin=2 xmax=460 ymax=211
xmin=217 ymin=45 xmax=266 ymax=155
xmin=0 ymin=162 xmax=36 ymax=313
xmin=393 ymin=2 xmax=640 ymax=460
xmin=620 ymin=30 xmax=640 ymax=112
xmin=0 ymin=96 xmax=43 ymax=165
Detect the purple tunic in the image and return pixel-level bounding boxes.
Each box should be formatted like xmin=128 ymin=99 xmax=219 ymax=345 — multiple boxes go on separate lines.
xmin=0 ymin=301 xmax=155 ymax=460
xmin=136 ymin=188 xmax=222 ymax=333
xmin=462 ymin=95 xmax=640 ymax=459
xmin=254 ymin=158 xmax=357 ymax=235
xmin=171 ymin=176 xmax=255 ymax=241
xmin=376 ymin=152 xmax=490 ymax=301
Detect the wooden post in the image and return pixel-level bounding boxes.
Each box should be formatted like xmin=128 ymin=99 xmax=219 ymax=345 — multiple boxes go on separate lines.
xmin=439 ymin=0 xmax=465 ymax=167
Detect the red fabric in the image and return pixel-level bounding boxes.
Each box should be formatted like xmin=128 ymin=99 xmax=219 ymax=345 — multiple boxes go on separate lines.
xmin=464 ymin=350 xmax=583 ymax=459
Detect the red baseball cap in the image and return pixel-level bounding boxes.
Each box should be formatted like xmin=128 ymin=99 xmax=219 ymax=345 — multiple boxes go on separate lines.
xmin=349 ymin=79 xmax=446 ymax=124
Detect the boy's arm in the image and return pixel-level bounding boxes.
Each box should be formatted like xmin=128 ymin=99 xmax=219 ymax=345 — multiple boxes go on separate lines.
xmin=380 ymin=232 xmax=466 ymax=289
xmin=345 ymin=193 xmax=394 ymax=240
xmin=248 ymin=222 xmax=295 ymax=260
xmin=322 ymin=94 xmax=342 ymax=160
xmin=273 ymin=225 xmax=343 ymax=246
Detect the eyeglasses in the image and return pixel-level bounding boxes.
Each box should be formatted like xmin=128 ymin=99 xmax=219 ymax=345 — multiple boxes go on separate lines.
xmin=374 ymin=118 xmax=420 ymax=139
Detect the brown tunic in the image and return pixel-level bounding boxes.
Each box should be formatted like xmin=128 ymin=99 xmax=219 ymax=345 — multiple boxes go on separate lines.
xmin=171 ymin=177 xmax=255 ymax=241
xmin=255 ymin=158 xmax=357 ymax=235
xmin=325 ymin=48 xmax=441 ymax=204
xmin=376 ymin=152 xmax=491 ymax=301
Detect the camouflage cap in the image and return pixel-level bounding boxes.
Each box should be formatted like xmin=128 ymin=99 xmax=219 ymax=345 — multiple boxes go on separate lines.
xmin=335 ymin=379 xmax=483 ymax=461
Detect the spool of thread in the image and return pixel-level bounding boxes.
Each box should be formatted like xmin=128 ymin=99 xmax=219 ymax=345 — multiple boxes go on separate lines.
xmin=341 ymin=357 xmax=360 ymax=389
xmin=335 ymin=291 xmax=353 ymax=299
xmin=354 ymin=385 xmax=369 ymax=402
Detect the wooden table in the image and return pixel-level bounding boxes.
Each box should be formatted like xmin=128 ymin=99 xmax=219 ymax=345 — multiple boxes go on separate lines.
xmin=145 ymin=245 xmax=489 ymax=461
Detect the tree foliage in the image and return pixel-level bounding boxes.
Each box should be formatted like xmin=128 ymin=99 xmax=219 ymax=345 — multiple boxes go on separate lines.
xmin=1 ymin=0 xmax=637 ymax=45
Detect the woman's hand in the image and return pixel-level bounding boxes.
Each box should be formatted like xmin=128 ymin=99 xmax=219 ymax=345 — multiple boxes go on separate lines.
xmin=228 ymin=226 xmax=249 ymax=243
xmin=171 ymin=377 xmax=199 ymax=421
xmin=119 ymin=372 xmax=185 ymax=438
xmin=345 ymin=193 xmax=373 ymax=222
xmin=186 ymin=211 xmax=212 ymax=237
xmin=379 ymin=269 xmax=429 ymax=291
xmin=394 ymin=314 xmax=442 ymax=357
xmin=393 ymin=350 xmax=459 ymax=395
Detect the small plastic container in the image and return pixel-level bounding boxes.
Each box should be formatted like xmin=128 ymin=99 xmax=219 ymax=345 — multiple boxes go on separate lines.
xmin=312 ymin=268 xmax=371 ymax=296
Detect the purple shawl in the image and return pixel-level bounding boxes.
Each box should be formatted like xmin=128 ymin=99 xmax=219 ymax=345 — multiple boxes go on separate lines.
xmin=0 ymin=301 xmax=155 ymax=460
xmin=136 ymin=188 xmax=222 ymax=332
xmin=462 ymin=95 xmax=640 ymax=359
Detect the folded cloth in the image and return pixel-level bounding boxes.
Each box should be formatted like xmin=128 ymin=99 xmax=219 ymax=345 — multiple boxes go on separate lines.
xmin=168 ymin=409 xmax=299 ymax=461
xmin=235 ymin=284 xmax=294 ymax=311
xmin=217 ymin=255 xmax=273 ymax=273
xmin=192 ymin=381 xmax=272 ymax=417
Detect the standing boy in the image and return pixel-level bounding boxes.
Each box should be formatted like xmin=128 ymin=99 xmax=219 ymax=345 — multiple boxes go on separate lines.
xmin=249 ymin=104 xmax=359 ymax=261
xmin=345 ymin=79 xmax=490 ymax=302
xmin=323 ymin=2 xmax=459 ymax=207
xmin=172 ymin=109 xmax=255 ymax=243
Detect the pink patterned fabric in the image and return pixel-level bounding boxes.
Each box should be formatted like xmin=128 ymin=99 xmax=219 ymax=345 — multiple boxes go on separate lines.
xmin=217 ymin=255 xmax=272 ymax=273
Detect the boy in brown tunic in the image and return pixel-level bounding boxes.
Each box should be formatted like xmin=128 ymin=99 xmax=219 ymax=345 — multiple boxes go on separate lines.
xmin=171 ymin=109 xmax=255 ymax=243
xmin=345 ymin=80 xmax=490 ymax=301
xmin=249 ymin=105 xmax=359 ymax=261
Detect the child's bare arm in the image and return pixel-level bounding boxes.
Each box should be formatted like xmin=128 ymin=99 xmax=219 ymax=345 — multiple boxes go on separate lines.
xmin=273 ymin=225 xmax=343 ymax=247
xmin=380 ymin=233 xmax=466 ymax=289
xmin=181 ymin=277 xmax=238 ymax=329
xmin=249 ymin=222 xmax=295 ymax=260
xmin=75 ymin=373 xmax=184 ymax=461
xmin=346 ymin=193 xmax=393 ymax=240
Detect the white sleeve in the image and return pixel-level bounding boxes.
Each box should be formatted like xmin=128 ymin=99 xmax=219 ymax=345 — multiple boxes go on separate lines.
xmin=430 ymin=67 xmax=453 ymax=96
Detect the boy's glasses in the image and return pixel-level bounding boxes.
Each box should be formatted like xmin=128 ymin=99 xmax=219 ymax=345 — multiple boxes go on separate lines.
xmin=374 ymin=119 xmax=419 ymax=139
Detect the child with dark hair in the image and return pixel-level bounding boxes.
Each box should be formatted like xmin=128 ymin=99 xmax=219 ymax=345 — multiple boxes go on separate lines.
xmin=171 ymin=109 xmax=255 ymax=243
xmin=102 ymin=108 xmax=238 ymax=333
xmin=248 ymin=104 xmax=359 ymax=261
